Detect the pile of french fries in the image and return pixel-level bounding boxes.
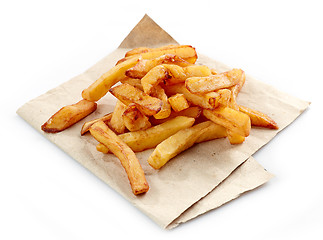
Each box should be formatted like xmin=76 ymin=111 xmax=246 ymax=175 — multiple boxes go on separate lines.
xmin=41 ymin=45 xmax=278 ymax=195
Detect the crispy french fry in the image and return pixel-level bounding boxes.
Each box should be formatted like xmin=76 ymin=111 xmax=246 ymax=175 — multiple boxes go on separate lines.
xmin=89 ymin=121 xmax=149 ymax=195
xmin=125 ymin=54 xmax=192 ymax=79
xmin=109 ymin=83 xmax=163 ymax=116
xmin=97 ymin=116 xmax=195 ymax=153
xmin=185 ymin=69 xmax=244 ymax=94
xmin=125 ymin=46 xmax=152 ymax=57
xmin=203 ymin=107 xmax=251 ymax=137
xmin=81 ymin=113 xmax=112 ymax=135
xmin=226 ymin=130 xmax=245 ymax=144
xmin=238 ymin=105 xmax=279 ymax=129
xmin=150 ymin=106 xmax=202 ymax=125
xmin=42 ymin=99 xmax=97 ymax=133
xmin=195 ymin=122 xmax=228 ymax=143
xmin=165 ymin=83 xmax=219 ymax=109
xmin=96 ymin=142 xmax=109 ymax=153
xmin=140 ymin=65 xmax=170 ymax=94
xmin=108 ymin=100 xmax=127 ymax=134
xmin=148 ymin=121 xmax=213 ymax=169
xmin=82 ymin=56 xmax=140 ymax=101
xmin=151 ymin=85 xmax=172 ymax=119
xmin=120 ymin=77 xmax=143 ymax=91
xmin=118 ymin=45 xmax=197 ymax=65
xmin=168 ymin=93 xmax=190 ymax=112
xmin=122 ymin=104 xmax=151 ymax=132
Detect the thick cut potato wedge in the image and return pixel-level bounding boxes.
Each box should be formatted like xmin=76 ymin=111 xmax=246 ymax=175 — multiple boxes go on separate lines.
xmin=108 ymin=100 xmax=127 ymax=134
xmin=89 ymin=121 xmax=149 ymax=195
xmin=97 ymin=116 xmax=195 ymax=153
xmin=109 ymin=83 xmax=163 ymax=116
xmin=150 ymin=106 xmax=202 ymax=125
xmin=125 ymin=45 xmax=178 ymax=57
xmin=165 ymin=83 xmax=219 ymax=109
xmin=203 ymin=107 xmax=251 ymax=137
xmin=118 ymin=45 xmax=197 ymax=65
xmin=168 ymin=93 xmax=190 ymax=112
xmin=151 ymin=85 xmax=172 ymax=119
xmin=125 ymin=54 xmax=191 ymax=79
xmin=122 ymin=104 xmax=151 ymax=132
xmin=195 ymin=121 xmax=228 ymax=143
xmin=185 ymin=69 xmax=244 ymax=93
xmin=82 ymin=56 xmax=140 ymax=101
xmin=148 ymin=121 xmax=214 ymax=169
xmin=238 ymin=105 xmax=279 ymax=129
xmin=81 ymin=112 xmax=112 ymax=135
xmin=42 ymin=99 xmax=97 ymax=133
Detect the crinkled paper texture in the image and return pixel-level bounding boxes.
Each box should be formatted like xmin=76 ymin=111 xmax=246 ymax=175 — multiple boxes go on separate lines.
xmin=17 ymin=15 xmax=309 ymax=228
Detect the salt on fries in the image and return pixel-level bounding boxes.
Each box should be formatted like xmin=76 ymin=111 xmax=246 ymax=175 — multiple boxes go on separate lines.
xmin=41 ymin=44 xmax=278 ymax=195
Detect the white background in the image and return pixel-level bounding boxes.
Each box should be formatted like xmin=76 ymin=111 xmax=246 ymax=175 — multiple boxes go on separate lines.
xmin=1 ymin=0 xmax=322 ymax=239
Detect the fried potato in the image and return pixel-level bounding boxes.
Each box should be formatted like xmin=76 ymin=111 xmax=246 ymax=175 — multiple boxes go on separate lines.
xmin=120 ymin=77 xmax=143 ymax=91
xmin=125 ymin=54 xmax=192 ymax=79
xmin=185 ymin=69 xmax=244 ymax=94
xmin=118 ymin=45 xmax=197 ymax=65
xmin=238 ymin=105 xmax=279 ymax=129
xmin=148 ymin=121 xmax=214 ymax=169
xmin=150 ymin=106 xmax=202 ymax=125
xmin=109 ymin=83 xmax=162 ymax=116
xmin=226 ymin=130 xmax=245 ymax=144
xmin=122 ymin=104 xmax=151 ymax=132
xmin=141 ymin=65 xmax=170 ymax=94
xmin=203 ymin=107 xmax=251 ymax=137
xmin=151 ymin=85 xmax=172 ymax=119
xmin=90 ymin=121 xmax=149 ymax=195
xmin=108 ymin=100 xmax=127 ymax=134
xmin=165 ymin=83 xmax=219 ymax=109
xmin=82 ymin=56 xmax=140 ymax=101
xmin=81 ymin=112 xmax=112 ymax=135
xmin=97 ymin=116 xmax=195 ymax=153
xmin=42 ymin=99 xmax=97 ymax=133
xmin=195 ymin=121 xmax=227 ymax=143
xmin=168 ymin=93 xmax=190 ymax=112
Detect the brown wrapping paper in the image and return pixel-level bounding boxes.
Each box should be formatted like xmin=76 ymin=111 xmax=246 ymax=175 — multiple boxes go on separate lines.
xmin=16 ymin=15 xmax=309 ymax=228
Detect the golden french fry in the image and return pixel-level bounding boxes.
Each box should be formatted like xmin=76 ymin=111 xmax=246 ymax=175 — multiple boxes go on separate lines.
xmin=96 ymin=142 xmax=109 ymax=153
xmin=185 ymin=69 xmax=244 ymax=94
xmin=42 ymin=99 xmax=97 ymax=133
xmin=89 ymin=121 xmax=149 ymax=195
xmin=238 ymin=105 xmax=279 ymax=129
xmin=118 ymin=45 xmax=197 ymax=65
xmin=168 ymin=93 xmax=190 ymax=112
xmin=125 ymin=54 xmax=192 ymax=79
xmin=120 ymin=77 xmax=143 ymax=91
xmin=108 ymin=100 xmax=127 ymax=134
xmin=122 ymin=104 xmax=151 ymax=132
xmin=230 ymin=69 xmax=246 ymax=98
xmin=82 ymin=56 xmax=140 ymax=101
xmin=109 ymin=83 xmax=162 ymax=116
xmin=165 ymin=83 xmax=219 ymax=109
xmin=148 ymin=121 xmax=214 ymax=169
xmin=140 ymin=65 xmax=170 ymax=94
xmin=195 ymin=122 xmax=228 ymax=143
xmin=226 ymin=130 xmax=245 ymax=144
xmin=203 ymin=107 xmax=251 ymax=137
xmin=81 ymin=112 xmax=112 ymax=135
xmin=150 ymin=106 xmax=202 ymax=125
xmin=151 ymin=85 xmax=172 ymax=119
xmin=97 ymin=116 xmax=195 ymax=153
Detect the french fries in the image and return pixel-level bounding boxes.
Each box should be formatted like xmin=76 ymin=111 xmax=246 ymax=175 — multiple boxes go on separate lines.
xmin=109 ymin=83 xmax=163 ymax=116
xmin=109 ymin=100 xmax=127 ymax=134
xmin=82 ymin=56 xmax=140 ymax=101
xmin=185 ymin=68 xmax=244 ymax=93
xmin=42 ymin=99 xmax=97 ymax=133
xmin=168 ymin=93 xmax=190 ymax=112
xmin=41 ymin=44 xmax=279 ymax=195
xmin=122 ymin=104 xmax=151 ymax=132
xmin=89 ymin=121 xmax=149 ymax=195
xmin=97 ymin=116 xmax=195 ymax=153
